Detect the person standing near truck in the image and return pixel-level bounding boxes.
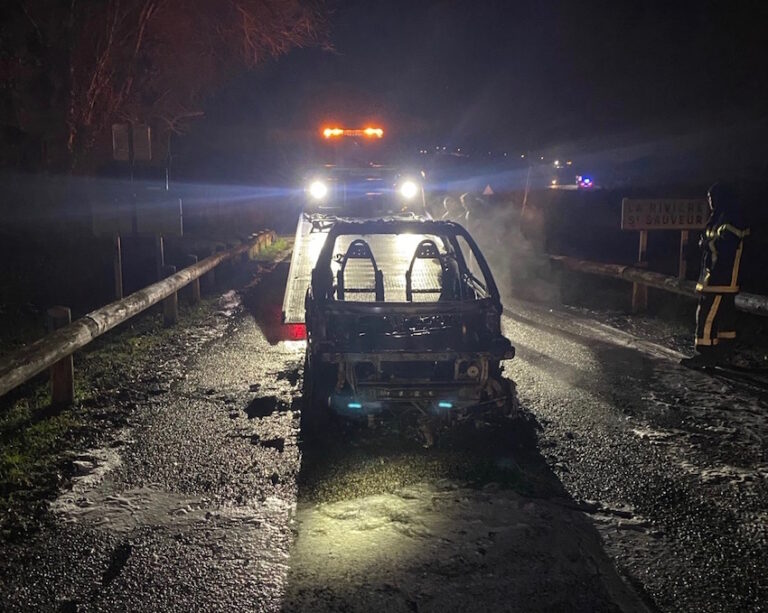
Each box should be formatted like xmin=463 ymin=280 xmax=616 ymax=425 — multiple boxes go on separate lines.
xmin=682 ymin=183 xmax=750 ymax=368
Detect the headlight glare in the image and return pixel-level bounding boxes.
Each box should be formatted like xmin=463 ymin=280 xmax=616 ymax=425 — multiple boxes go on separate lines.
xmin=308 ymin=180 xmax=328 ymax=200
xmin=399 ymin=180 xmax=419 ymax=200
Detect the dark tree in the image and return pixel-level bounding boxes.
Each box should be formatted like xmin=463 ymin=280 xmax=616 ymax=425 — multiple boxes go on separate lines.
xmin=0 ymin=0 xmax=329 ymax=172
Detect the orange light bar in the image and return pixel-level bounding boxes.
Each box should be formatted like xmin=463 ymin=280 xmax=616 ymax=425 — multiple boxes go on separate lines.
xmin=322 ymin=126 xmax=384 ymax=139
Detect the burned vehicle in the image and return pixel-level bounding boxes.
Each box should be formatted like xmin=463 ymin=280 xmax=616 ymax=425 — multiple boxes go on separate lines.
xmin=303 ymin=218 xmax=516 ymax=430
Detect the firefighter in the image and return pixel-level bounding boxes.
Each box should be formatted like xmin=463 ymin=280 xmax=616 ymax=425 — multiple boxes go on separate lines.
xmin=441 ymin=195 xmax=467 ymax=223
xmin=681 ymin=183 xmax=750 ymax=368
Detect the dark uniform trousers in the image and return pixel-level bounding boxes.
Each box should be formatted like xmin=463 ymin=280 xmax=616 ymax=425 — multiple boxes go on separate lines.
xmin=695 ymin=293 xmax=736 ymax=348
xmin=694 ymin=222 xmax=749 ymax=351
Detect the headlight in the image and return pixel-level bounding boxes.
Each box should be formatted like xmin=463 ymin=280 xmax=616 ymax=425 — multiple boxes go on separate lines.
xmin=308 ymin=180 xmax=328 ymax=200
xmin=399 ymin=180 xmax=419 ymax=200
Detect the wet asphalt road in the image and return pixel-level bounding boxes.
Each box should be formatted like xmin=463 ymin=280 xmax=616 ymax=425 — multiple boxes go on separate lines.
xmin=1 ymin=258 xmax=766 ymax=612
xmin=503 ymin=302 xmax=768 ymax=612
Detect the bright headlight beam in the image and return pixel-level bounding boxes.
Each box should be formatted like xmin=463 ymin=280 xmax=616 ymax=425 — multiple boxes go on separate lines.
xmin=308 ymin=180 xmax=328 ymax=200
xmin=399 ymin=180 xmax=419 ymax=200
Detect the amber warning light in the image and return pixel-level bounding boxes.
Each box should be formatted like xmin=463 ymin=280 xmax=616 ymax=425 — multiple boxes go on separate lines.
xmin=322 ymin=127 xmax=384 ymax=139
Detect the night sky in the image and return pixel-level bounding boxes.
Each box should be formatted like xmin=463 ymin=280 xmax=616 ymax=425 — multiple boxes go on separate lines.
xmin=185 ymin=0 xmax=768 ymax=178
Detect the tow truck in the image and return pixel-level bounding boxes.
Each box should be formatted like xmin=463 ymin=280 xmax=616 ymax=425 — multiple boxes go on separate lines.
xmin=282 ymin=126 xmax=427 ymax=327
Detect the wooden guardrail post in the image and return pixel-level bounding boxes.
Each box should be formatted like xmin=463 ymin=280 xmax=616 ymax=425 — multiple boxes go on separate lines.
xmin=113 ymin=233 xmax=124 ymax=300
xmin=631 ymin=229 xmax=648 ymax=313
xmin=47 ymin=306 xmax=74 ymax=405
xmin=185 ymin=255 xmax=201 ymax=304
xmin=202 ymin=247 xmax=216 ymax=292
xmin=216 ymin=244 xmax=228 ymax=279
xmin=155 ymin=234 xmax=165 ymax=281
xmin=162 ymin=265 xmax=178 ymax=326
xmin=248 ymin=233 xmax=260 ymax=259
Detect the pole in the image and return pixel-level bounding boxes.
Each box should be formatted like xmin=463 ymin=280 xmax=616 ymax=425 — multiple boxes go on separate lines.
xmin=678 ymin=230 xmax=689 ymax=280
xmin=47 ymin=306 xmax=74 ymax=406
xmin=155 ymin=234 xmax=165 ymax=281
xmin=631 ymin=229 xmax=648 ymax=313
xmin=162 ymin=265 xmax=178 ymax=326
xmin=185 ymin=255 xmax=201 ymax=304
xmin=113 ymin=233 xmax=124 ymax=300
xmin=520 ymin=164 xmax=532 ymax=229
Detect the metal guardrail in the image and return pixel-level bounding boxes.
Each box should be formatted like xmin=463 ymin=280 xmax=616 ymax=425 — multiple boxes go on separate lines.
xmin=550 ymin=255 xmax=768 ymax=317
xmin=0 ymin=230 xmax=276 ymax=402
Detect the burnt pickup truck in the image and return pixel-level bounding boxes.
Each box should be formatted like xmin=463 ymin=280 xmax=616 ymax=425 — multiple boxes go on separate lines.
xmin=303 ymin=218 xmax=515 ymax=430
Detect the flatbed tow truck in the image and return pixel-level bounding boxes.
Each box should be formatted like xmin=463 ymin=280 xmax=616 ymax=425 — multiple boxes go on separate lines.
xmin=283 ymin=214 xmax=329 ymax=325
xmin=281 ymin=125 xmax=427 ymax=327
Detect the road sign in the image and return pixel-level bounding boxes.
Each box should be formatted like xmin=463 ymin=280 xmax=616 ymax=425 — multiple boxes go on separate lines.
xmin=621 ymin=198 xmax=708 ymax=230
xmin=132 ymin=124 xmax=152 ymax=161
xmin=112 ymin=124 xmax=131 ymax=161
xmin=136 ymin=197 xmax=183 ymax=236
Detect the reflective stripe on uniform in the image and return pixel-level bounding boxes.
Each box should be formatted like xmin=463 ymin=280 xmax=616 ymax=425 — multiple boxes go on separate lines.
xmin=702 ymin=294 xmax=722 ymax=344
xmin=695 ymin=337 xmax=719 ymax=346
xmin=696 ymin=224 xmax=748 ymax=293
xmin=718 ymin=224 xmax=750 ymax=239
xmin=717 ymin=331 xmax=736 ymax=339
xmin=696 ymin=283 xmax=740 ymax=293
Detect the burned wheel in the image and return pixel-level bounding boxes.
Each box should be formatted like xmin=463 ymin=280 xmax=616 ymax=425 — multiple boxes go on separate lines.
xmin=301 ymin=349 xmax=333 ymax=436
xmin=484 ymin=375 xmax=518 ymax=418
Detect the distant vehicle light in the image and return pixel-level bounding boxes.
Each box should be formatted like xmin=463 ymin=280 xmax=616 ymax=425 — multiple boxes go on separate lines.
xmin=578 ymin=176 xmax=594 ymax=188
xmin=322 ymin=126 xmax=383 ymax=139
xmin=399 ymin=180 xmax=419 ymax=200
xmin=308 ymin=180 xmax=328 ymax=200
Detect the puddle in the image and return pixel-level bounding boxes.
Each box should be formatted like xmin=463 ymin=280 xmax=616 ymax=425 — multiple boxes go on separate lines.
xmin=631 ymin=426 xmax=680 ymax=443
xmin=245 ymin=395 xmax=288 ymax=419
xmin=678 ymin=460 xmax=768 ymax=485
xmin=276 ymin=369 xmax=301 ymax=387
xmin=102 ymin=542 xmax=132 ymax=586
xmin=260 ymin=437 xmax=286 ymax=452
xmin=53 ymin=486 xmax=210 ymax=532
xmin=216 ymin=290 xmax=243 ymax=317
xmin=58 ymin=429 xmax=132 ymax=497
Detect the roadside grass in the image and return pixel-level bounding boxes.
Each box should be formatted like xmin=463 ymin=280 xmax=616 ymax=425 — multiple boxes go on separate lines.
xmin=0 ymin=404 xmax=78 ymax=491
xmin=255 ymin=236 xmax=289 ymax=259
